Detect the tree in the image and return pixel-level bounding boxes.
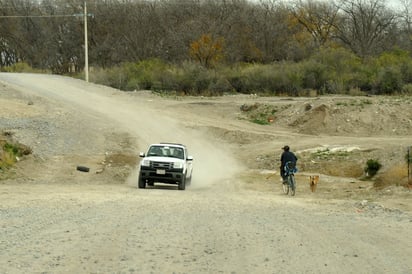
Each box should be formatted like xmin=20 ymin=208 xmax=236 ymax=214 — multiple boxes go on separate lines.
xmin=290 ymin=0 xmax=339 ymax=47
xmin=189 ymin=34 xmax=224 ymax=68
xmin=333 ymin=0 xmax=397 ymax=57
xmin=396 ymin=0 xmax=412 ymax=51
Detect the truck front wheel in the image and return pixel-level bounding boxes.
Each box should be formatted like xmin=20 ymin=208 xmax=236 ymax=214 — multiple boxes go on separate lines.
xmin=138 ymin=174 xmax=146 ymax=189
xmin=178 ymin=175 xmax=186 ymax=190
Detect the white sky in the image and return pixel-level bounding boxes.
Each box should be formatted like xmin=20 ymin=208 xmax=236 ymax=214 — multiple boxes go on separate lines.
xmin=387 ymin=0 xmax=402 ymax=9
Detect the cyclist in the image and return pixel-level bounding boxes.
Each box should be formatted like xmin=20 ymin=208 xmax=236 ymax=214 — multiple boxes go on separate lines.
xmin=280 ymin=145 xmax=297 ymax=184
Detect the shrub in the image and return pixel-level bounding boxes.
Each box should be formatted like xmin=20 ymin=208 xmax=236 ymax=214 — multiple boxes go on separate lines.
xmin=208 ymin=76 xmax=234 ymax=95
xmin=0 ymin=150 xmax=15 ymax=169
xmin=267 ymin=62 xmax=302 ymax=95
xmin=401 ymin=84 xmax=412 ymax=95
xmin=2 ymin=62 xmax=42 ymax=73
xmin=364 ymin=159 xmax=382 ymax=177
xmin=374 ymin=67 xmax=403 ymax=94
xmin=86 ymin=48 xmax=412 ymax=96
xmin=127 ymin=59 xmax=169 ymax=90
xmin=347 ymin=66 xmax=374 ymax=93
xmin=233 ymin=62 xmax=303 ymax=95
xmin=400 ymin=60 xmax=412 ymax=83
xmin=0 ymin=141 xmax=32 ymax=170
xmin=300 ymin=60 xmax=328 ymax=90
xmin=106 ymin=65 xmax=128 ymax=90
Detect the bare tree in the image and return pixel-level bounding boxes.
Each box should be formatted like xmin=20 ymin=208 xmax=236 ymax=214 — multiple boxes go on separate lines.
xmin=395 ymin=0 xmax=412 ymax=51
xmin=333 ymin=0 xmax=397 ymax=57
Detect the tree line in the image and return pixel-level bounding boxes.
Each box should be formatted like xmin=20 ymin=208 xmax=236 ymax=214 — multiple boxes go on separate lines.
xmin=1 ymin=0 xmax=412 ymax=95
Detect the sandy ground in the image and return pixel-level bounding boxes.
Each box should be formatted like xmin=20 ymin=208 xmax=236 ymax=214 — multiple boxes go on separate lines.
xmin=0 ymin=73 xmax=411 ymax=273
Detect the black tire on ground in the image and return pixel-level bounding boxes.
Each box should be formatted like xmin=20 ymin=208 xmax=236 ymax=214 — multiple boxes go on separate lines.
xmin=138 ymin=174 xmax=146 ymax=189
xmin=76 ymin=166 xmax=90 ymax=172
xmin=148 ymin=181 xmax=154 ymax=186
xmin=178 ymin=175 xmax=186 ymax=190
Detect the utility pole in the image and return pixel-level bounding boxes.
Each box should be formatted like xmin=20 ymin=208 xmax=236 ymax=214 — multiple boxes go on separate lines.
xmin=84 ymin=1 xmax=89 ymax=82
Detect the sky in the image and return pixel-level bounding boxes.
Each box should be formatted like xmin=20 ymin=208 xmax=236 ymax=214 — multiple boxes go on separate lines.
xmin=387 ymin=0 xmax=403 ymax=9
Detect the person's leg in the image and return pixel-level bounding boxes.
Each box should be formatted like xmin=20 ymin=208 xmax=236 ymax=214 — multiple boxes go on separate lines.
xmin=280 ymin=165 xmax=287 ymax=183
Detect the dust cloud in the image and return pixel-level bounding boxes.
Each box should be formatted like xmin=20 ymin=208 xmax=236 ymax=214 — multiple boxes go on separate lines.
xmin=117 ymin=107 xmax=243 ymax=189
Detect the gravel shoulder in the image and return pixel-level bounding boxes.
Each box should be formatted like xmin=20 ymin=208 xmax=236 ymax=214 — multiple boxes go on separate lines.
xmin=0 ymin=73 xmax=411 ymax=273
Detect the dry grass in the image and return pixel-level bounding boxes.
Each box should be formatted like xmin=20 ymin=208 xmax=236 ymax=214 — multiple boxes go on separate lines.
xmin=0 ymin=133 xmax=32 ymax=171
xmin=0 ymin=150 xmax=16 ymax=168
xmin=299 ymin=156 xmax=364 ymax=178
xmin=374 ymin=165 xmax=409 ymax=189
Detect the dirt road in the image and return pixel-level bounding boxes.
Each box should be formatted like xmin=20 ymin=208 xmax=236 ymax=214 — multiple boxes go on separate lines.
xmin=0 ymin=73 xmax=411 ymax=273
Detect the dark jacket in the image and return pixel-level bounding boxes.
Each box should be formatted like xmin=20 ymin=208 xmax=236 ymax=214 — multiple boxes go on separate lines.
xmin=281 ymin=151 xmax=297 ymax=165
xmin=280 ymin=151 xmax=297 ymax=176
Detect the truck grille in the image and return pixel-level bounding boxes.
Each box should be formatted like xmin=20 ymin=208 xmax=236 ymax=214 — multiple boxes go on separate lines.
xmin=150 ymin=161 xmax=173 ymax=169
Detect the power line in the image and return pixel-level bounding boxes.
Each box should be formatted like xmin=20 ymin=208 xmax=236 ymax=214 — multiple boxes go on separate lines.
xmin=0 ymin=14 xmax=83 ymax=18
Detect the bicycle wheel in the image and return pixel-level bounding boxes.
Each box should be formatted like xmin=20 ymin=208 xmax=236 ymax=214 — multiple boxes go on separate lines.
xmin=289 ymin=174 xmax=296 ymax=196
xmin=283 ymin=178 xmax=289 ymax=195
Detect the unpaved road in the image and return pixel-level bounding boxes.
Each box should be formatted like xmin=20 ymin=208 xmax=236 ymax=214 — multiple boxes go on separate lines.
xmin=0 ymin=73 xmax=411 ymax=273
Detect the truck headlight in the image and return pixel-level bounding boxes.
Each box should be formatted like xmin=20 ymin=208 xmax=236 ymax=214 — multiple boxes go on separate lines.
xmin=141 ymin=159 xmax=151 ymax=167
xmin=173 ymin=162 xmax=183 ymax=169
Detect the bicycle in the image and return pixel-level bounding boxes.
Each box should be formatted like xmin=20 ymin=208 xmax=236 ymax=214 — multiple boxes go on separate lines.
xmin=283 ymin=161 xmax=297 ymax=196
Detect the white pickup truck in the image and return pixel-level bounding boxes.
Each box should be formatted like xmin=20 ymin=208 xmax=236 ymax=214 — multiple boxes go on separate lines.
xmin=138 ymin=143 xmax=193 ymax=190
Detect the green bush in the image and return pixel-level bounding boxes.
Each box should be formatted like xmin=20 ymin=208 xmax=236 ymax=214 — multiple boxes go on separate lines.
xmin=0 ymin=142 xmax=32 ymax=170
xmin=300 ymin=60 xmax=328 ymax=90
xmin=89 ymin=59 xmax=171 ymax=92
xmin=2 ymin=62 xmax=42 ymax=73
xmin=127 ymin=59 xmax=169 ymax=90
xmin=240 ymin=64 xmax=267 ymax=92
xmin=208 ymin=76 xmax=234 ymax=95
xmin=364 ymin=159 xmax=382 ymax=177
xmin=226 ymin=74 xmax=246 ymax=93
xmin=374 ymin=67 xmax=403 ymax=94
xmin=311 ymin=47 xmax=361 ymax=73
xmin=86 ymin=47 xmax=412 ymax=96
xmin=400 ymin=60 xmax=412 ymax=83
xmin=265 ymin=63 xmax=302 ymax=95
xmin=232 ymin=62 xmax=303 ymax=95
xmin=224 ymin=63 xmax=253 ymax=94
xmin=401 ymin=83 xmax=412 ymax=95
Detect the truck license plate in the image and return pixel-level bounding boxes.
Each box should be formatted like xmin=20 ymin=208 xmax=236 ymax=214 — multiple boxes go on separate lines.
xmin=156 ymin=169 xmax=166 ymax=175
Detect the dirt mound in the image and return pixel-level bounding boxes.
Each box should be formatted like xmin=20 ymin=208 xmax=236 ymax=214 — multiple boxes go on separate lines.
xmin=290 ymin=103 xmax=331 ymax=135
xmin=269 ymin=96 xmax=412 ymax=136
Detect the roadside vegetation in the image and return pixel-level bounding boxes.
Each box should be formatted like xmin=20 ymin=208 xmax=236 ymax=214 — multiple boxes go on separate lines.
xmin=9 ymin=49 xmax=412 ymax=97
xmin=0 ymin=133 xmax=32 ymax=174
xmin=88 ymin=49 xmax=412 ymax=96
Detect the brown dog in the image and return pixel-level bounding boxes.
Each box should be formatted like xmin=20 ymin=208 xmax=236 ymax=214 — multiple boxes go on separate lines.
xmin=309 ymin=175 xmax=319 ymax=192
